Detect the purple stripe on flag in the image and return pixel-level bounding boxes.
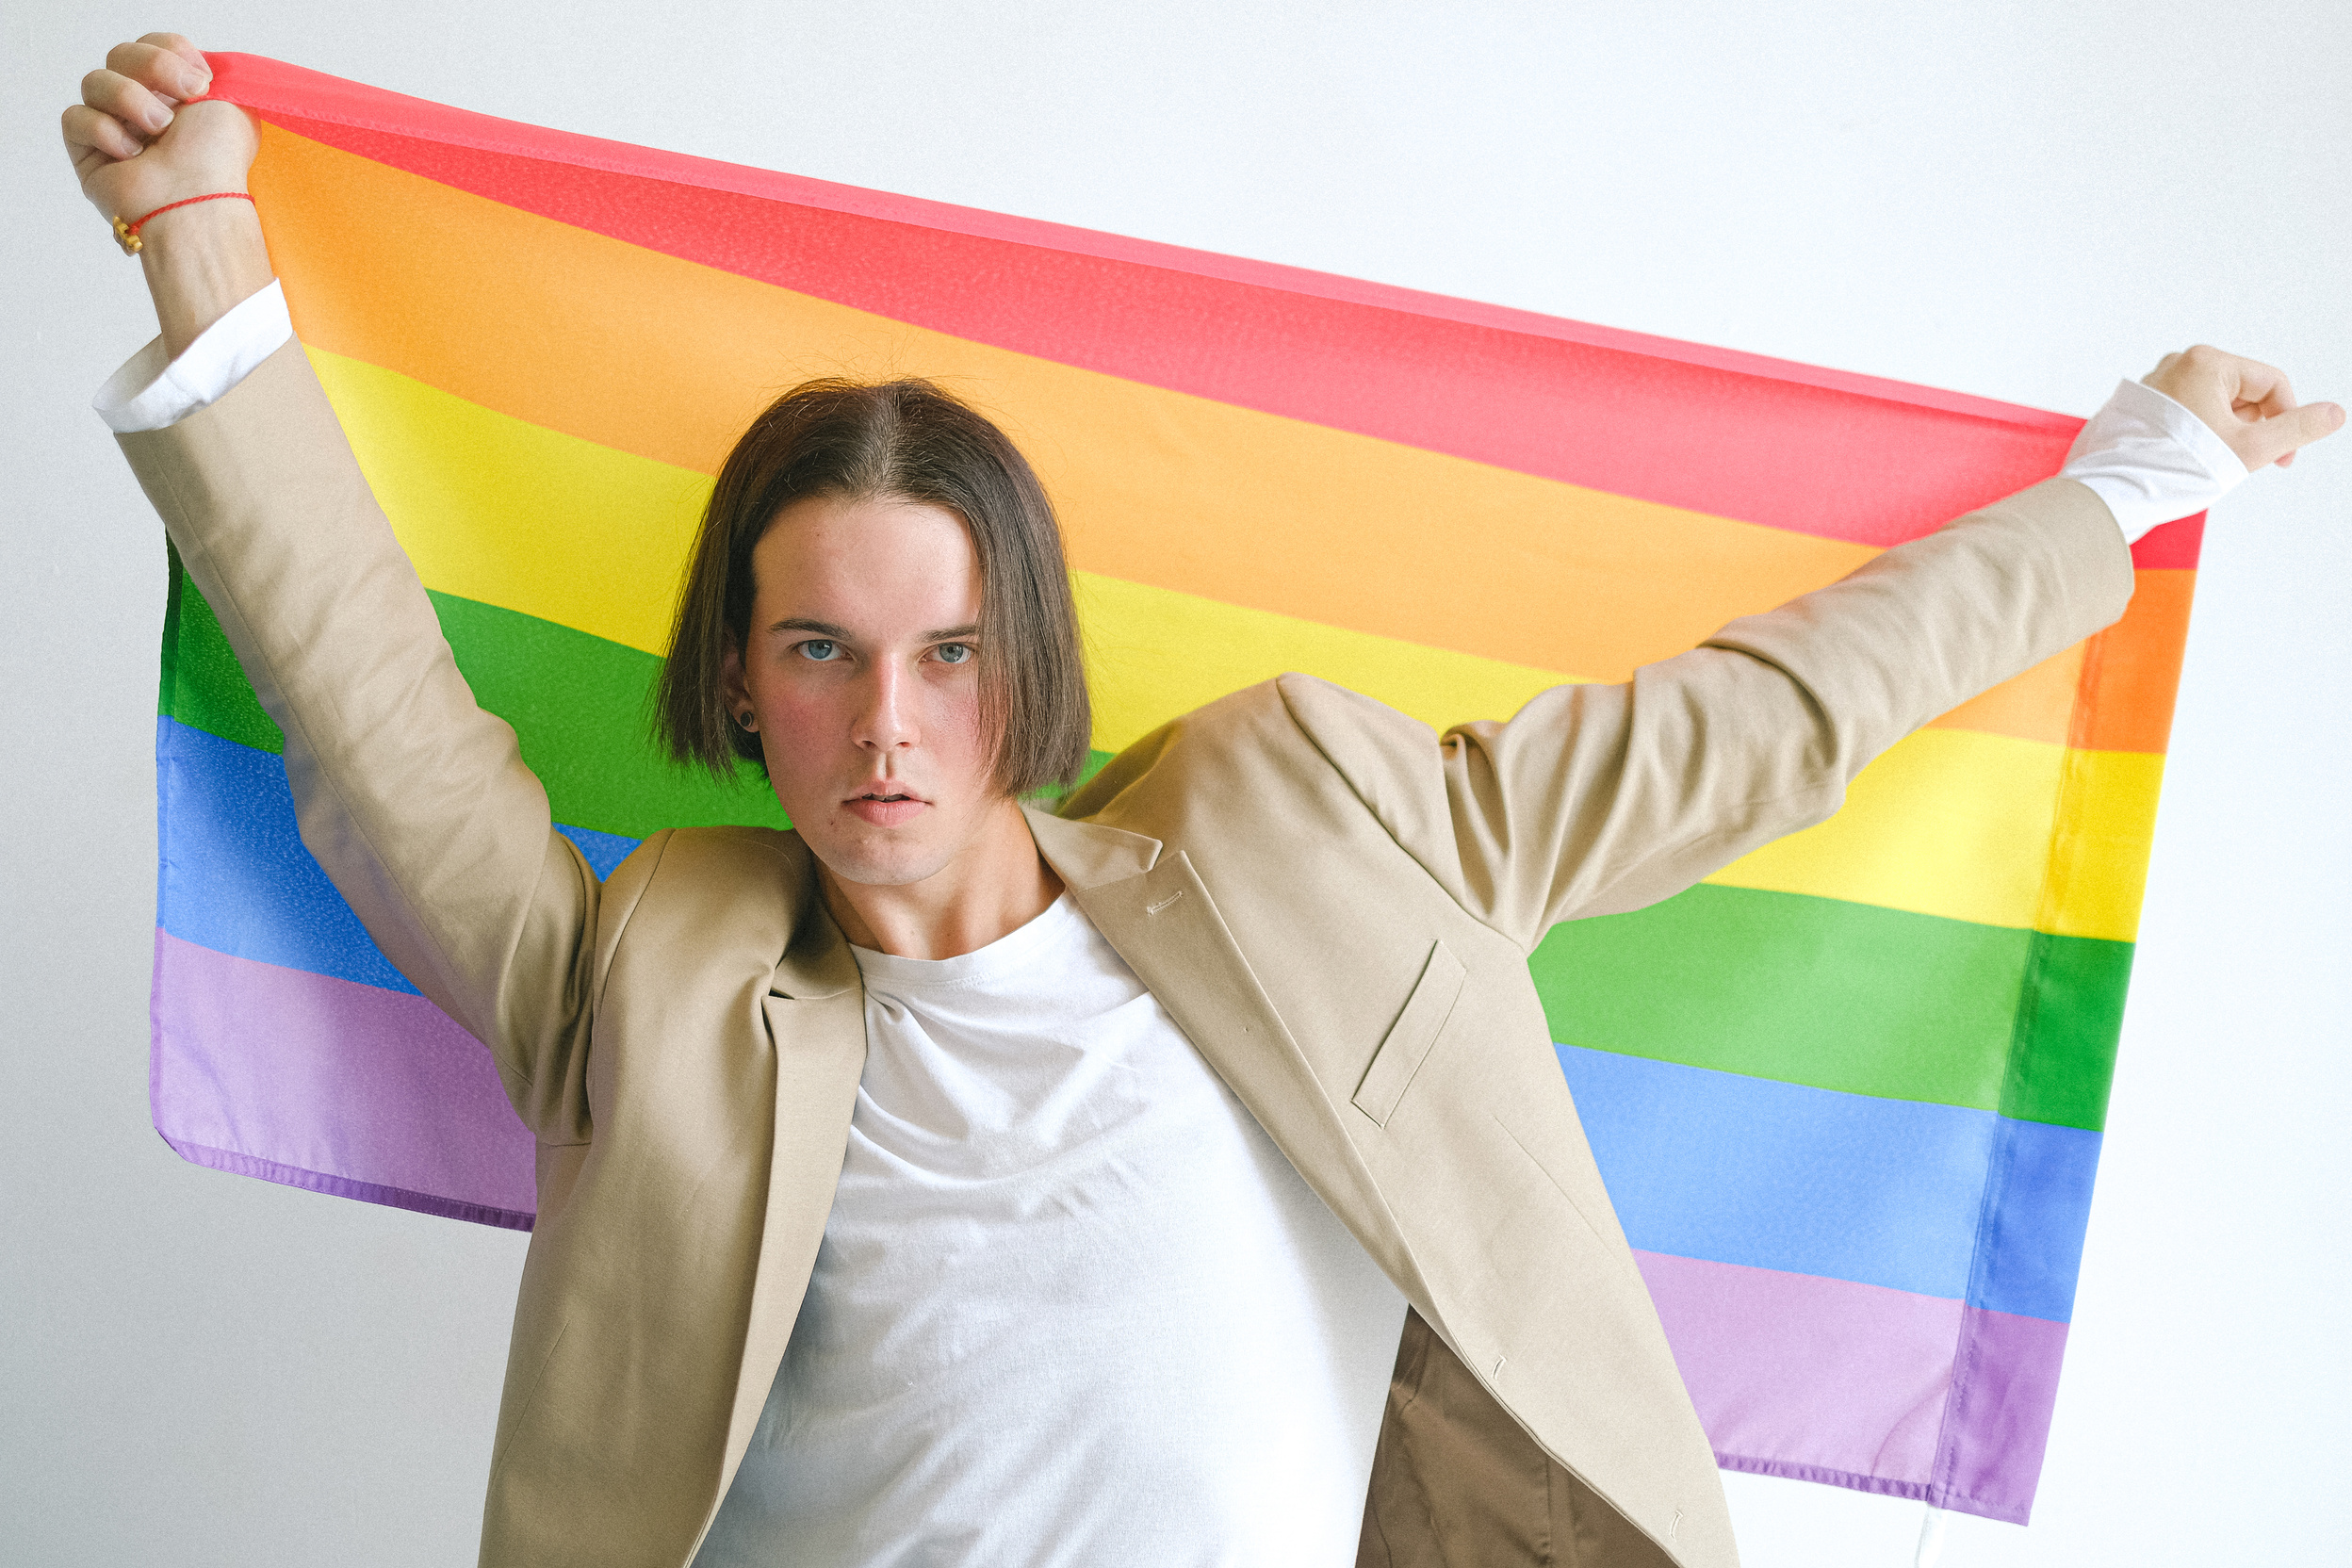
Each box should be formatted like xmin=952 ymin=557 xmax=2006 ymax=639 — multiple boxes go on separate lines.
xmin=150 ymin=928 xmax=537 ymax=1225
xmin=1634 ymin=1251 xmax=2067 ymax=1524
xmin=157 ymin=1138 xmax=536 ymax=1230
xmin=1634 ymin=1250 xmax=1959 ymax=1486
xmin=1928 ymin=1304 xmax=2070 ymax=1524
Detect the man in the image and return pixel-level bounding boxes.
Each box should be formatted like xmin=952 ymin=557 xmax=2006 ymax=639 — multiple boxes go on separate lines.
xmin=65 ymin=31 xmax=2342 ymax=1568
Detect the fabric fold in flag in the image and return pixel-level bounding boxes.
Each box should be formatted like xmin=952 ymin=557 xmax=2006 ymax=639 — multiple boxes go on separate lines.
xmin=154 ymin=51 xmax=2202 ymax=1528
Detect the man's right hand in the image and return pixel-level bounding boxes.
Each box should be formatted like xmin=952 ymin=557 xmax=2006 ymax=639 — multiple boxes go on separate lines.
xmin=65 ymin=34 xmax=256 ymax=224
xmin=63 ymin=33 xmax=272 ymax=359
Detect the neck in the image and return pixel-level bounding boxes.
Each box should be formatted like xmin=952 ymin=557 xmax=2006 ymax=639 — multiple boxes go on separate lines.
xmin=818 ymin=799 xmax=1064 ymax=959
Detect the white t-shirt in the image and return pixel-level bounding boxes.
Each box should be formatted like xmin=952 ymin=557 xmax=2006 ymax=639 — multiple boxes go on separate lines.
xmin=692 ymin=894 xmax=1408 ymax=1568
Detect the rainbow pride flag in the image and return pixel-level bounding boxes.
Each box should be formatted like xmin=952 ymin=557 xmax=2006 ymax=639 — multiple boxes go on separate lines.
xmin=155 ymin=53 xmax=2199 ymax=1527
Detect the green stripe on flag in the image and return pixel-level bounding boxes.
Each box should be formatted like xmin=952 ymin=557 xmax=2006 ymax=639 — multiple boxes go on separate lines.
xmin=1533 ymin=884 xmax=2126 ymax=1129
xmin=2002 ymin=928 xmax=2132 ymax=1130
xmin=429 ymin=593 xmax=784 ymax=835
xmin=161 ymin=559 xmax=781 ymax=835
xmin=161 ymin=543 xmax=286 ymax=756
xmin=162 ymin=564 xmax=1113 ymax=836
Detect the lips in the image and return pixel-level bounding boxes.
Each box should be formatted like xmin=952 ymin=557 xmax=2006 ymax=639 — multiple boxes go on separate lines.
xmin=843 ymin=790 xmax=928 ymax=827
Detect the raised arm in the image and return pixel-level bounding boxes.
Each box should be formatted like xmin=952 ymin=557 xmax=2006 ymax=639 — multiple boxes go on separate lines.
xmin=1285 ymin=357 xmax=2339 ymax=950
xmin=69 ymin=37 xmax=599 ymax=1136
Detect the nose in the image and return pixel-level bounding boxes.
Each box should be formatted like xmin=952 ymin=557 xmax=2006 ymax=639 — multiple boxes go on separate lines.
xmin=851 ymin=660 xmax=918 ymax=754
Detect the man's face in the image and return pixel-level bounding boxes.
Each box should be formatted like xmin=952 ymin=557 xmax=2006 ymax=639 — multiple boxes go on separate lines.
xmin=729 ymin=492 xmax=1004 ymax=890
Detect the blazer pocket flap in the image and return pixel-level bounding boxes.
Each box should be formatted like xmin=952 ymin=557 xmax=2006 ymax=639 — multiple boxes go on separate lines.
xmin=1352 ymin=940 xmax=1468 ymax=1127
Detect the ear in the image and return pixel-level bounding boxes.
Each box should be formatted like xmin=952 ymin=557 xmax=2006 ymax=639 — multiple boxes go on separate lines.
xmin=720 ymin=637 xmax=755 ymax=730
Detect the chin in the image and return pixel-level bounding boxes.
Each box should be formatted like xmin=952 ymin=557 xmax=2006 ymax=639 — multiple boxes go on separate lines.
xmin=801 ymin=821 xmax=959 ymax=890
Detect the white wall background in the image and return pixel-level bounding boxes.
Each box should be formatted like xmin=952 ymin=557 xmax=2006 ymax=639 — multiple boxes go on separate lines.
xmin=4 ymin=4 xmax=2344 ymax=1564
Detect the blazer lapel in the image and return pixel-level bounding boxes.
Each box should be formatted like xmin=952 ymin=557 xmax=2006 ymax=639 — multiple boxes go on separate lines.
xmin=718 ymin=886 xmax=870 ymax=1497
xmin=1037 ymin=811 xmax=1427 ymax=1302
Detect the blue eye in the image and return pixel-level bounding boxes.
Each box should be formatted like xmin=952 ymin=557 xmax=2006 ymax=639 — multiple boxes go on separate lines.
xmin=935 ymin=643 xmax=973 ymax=665
xmin=797 ymin=640 xmax=840 ymax=662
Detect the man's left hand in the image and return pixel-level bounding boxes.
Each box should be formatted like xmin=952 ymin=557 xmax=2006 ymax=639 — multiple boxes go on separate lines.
xmin=2143 ymin=346 xmax=2343 ymax=470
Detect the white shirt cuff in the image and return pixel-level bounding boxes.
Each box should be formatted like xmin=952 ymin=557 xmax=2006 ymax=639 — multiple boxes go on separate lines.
xmin=2060 ymin=376 xmax=2248 ymax=545
xmin=93 ymin=279 xmax=294 ymax=434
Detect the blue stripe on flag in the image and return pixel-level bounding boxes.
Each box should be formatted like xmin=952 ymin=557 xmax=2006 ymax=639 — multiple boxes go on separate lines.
xmin=158 ymin=716 xmax=420 ymax=994
xmin=1559 ymin=1043 xmax=2095 ymax=1320
xmin=1968 ymin=1112 xmax=2100 ymax=1321
xmin=156 ymin=716 xmax=645 ymax=990
xmin=554 ymin=822 xmax=642 ymax=880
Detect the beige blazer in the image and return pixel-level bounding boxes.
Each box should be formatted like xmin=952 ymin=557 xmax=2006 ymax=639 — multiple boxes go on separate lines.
xmin=121 ymin=342 xmax=2136 ymax=1568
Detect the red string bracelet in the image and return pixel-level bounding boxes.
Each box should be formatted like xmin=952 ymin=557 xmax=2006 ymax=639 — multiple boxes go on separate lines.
xmin=112 ymin=191 xmax=254 ymax=256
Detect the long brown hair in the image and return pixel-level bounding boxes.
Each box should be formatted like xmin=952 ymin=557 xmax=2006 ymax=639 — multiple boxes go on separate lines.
xmin=655 ymin=378 xmax=1091 ymax=797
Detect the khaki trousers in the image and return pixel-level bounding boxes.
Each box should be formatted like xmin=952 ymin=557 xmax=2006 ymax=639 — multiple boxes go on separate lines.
xmin=1363 ymin=1312 xmax=1679 ymax=1567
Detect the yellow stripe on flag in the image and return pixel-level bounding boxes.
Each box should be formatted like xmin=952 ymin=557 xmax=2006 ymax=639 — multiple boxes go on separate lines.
xmin=1706 ymin=729 xmax=2161 ymax=940
xmin=1077 ymin=573 xmax=1581 ymax=751
xmin=312 ymin=345 xmax=711 ymax=654
xmin=2039 ymin=747 xmax=2166 ymax=942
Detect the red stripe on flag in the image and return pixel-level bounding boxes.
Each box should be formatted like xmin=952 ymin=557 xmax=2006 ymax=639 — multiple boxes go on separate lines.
xmin=2127 ymin=513 xmax=2203 ymax=570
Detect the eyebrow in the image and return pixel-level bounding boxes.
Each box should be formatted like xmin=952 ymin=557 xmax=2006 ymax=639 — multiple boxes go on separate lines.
xmin=764 ymin=616 xmax=982 ymax=643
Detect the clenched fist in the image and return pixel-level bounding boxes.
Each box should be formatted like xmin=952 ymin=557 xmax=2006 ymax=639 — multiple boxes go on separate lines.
xmin=62 ymin=32 xmax=270 ymax=355
xmin=64 ymin=33 xmax=258 ymax=227
xmin=2143 ymin=345 xmax=2344 ymax=472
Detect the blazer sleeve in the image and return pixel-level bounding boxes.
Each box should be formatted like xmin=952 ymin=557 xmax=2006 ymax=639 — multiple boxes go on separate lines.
xmin=1282 ymin=477 xmax=2139 ymax=952
xmin=120 ymin=340 xmax=596 ymax=1141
